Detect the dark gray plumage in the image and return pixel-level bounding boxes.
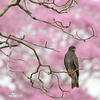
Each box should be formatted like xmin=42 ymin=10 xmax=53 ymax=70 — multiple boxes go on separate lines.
xmin=64 ymin=46 xmax=79 ymax=88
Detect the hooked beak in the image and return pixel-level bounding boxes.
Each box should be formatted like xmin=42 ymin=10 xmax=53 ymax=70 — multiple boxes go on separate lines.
xmin=72 ymin=48 xmax=76 ymax=51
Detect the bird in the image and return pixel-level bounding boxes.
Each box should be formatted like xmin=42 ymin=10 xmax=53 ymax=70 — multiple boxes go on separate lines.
xmin=64 ymin=45 xmax=79 ymax=88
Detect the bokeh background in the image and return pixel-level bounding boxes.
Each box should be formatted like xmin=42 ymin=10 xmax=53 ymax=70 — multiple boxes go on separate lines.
xmin=0 ymin=0 xmax=100 ymax=100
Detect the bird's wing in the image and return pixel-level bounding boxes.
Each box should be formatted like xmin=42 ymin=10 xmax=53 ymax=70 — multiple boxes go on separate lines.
xmin=64 ymin=54 xmax=71 ymax=71
xmin=73 ymin=54 xmax=79 ymax=70
xmin=64 ymin=54 xmax=68 ymax=70
xmin=73 ymin=54 xmax=79 ymax=77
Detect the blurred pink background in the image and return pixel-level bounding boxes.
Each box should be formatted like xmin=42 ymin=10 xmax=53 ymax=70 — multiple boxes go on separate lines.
xmin=0 ymin=0 xmax=100 ymax=100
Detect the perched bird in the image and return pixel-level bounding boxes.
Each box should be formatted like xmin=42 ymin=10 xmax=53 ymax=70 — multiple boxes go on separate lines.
xmin=64 ymin=45 xmax=79 ymax=88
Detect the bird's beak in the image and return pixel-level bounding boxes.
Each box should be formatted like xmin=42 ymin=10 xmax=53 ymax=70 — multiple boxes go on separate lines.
xmin=72 ymin=48 xmax=76 ymax=51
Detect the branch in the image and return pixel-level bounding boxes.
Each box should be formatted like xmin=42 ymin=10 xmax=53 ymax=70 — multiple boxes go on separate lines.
xmin=0 ymin=44 xmax=18 ymax=49
xmin=10 ymin=35 xmax=60 ymax=52
xmin=0 ymin=0 xmax=96 ymax=41
xmin=75 ymin=26 xmax=97 ymax=42
xmin=0 ymin=32 xmax=71 ymax=98
xmin=0 ymin=0 xmax=21 ymax=17
xmin=0 ymin=32 xmax=41 ymax=65
xmin=18 ymin=4 xmax=96 ymax=41
xmin=29 ymin=0 xmax=77 ymax=14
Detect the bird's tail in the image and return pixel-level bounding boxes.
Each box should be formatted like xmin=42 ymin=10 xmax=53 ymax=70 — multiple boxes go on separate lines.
xmin=71 ymin=74 xmax=79 ymax=88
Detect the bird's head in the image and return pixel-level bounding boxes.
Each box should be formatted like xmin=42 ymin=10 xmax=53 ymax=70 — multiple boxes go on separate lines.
xmin=68 ymin=45 xmax=76 ymax=52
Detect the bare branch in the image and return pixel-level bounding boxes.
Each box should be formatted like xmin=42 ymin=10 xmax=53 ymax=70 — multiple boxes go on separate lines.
xmin=7 ymin=34 xmax=60 ymax=52
xmin=0 ymin=44 xmax=18 ymax=49
xmin=0 ymin=0 xmax=95 ymax=41
xmin=18 ymin=4 xmax=96 ymax=41
xmin=29 ymin=0 xmax=77 ymax=14
xmin=75 ymin=26 xmax=97 ymax=42
xmin=0 ymin=0 xmax=21 ymax=17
